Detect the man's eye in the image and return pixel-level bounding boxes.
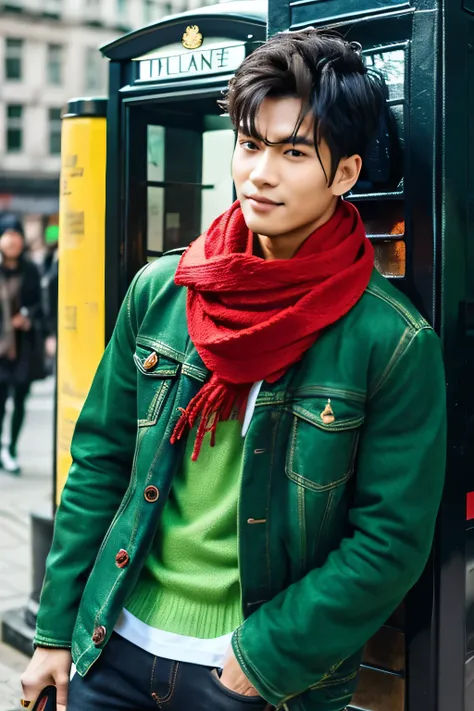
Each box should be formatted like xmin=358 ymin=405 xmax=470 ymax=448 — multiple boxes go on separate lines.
xmin=286 ymin=149 xmax=305 ymax=158
xmin=240 ymin=140 xmax=258 ymax=151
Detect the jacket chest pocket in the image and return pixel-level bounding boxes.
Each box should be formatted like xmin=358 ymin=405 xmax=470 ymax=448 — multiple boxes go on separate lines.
xmin=285 ymin=391 xmax=365 ymax=572
xmin=134 ymin=344 xmax=181 ymax=427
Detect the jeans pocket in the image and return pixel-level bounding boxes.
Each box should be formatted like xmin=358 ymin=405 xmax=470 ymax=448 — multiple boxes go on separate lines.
xmin=209 ymin=668 xmax=266 ymax=706
xmin=151 ymin=659 xmax=180 ymax=705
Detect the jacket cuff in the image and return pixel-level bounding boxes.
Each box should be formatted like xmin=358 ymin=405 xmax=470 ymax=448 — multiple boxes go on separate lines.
xmin=34 ymin=629 xmax=72 ymax=650
xmin=231 ymin=627 xmax=284 ymax=707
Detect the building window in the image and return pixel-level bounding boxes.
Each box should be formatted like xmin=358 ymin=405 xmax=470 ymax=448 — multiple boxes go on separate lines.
xmin=117 ymin=0 xmax=127 ymax=18
xmin=5 ymin=38 xmax=23 ymax=80
xmin=6 ymin=104 xmax=23 ymax=152
xmin=47 ymin=44 xmax=63 ymax=86
xmin=85 ymin=47 xmax=103 ymax=93
xmin=49 ymin=108 xmax=62 ymax=155
xmin=85 ymin=0 xmax=102 ymax=22
xmin=43 ymin=0 xmax=61 ymax=16
xmin=162 ymin=1 xmax=172 ymax=16
xmin=143 ymin=0 xmax=153 ymax=23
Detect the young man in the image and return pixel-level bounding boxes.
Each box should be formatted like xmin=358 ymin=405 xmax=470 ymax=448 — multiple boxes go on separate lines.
xmin=22 ymin=29 xmax=446 ymax=711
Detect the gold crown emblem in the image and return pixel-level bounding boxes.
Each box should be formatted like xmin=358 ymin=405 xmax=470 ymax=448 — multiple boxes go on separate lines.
xmin=182 ymin=25 xmax=203 ymax=50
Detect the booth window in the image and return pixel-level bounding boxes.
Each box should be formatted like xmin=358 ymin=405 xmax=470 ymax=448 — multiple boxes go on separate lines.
xmin=5 ymin=38 xmax=23 ymax=81
xmin=201 ymin=127 xmax=234 ymax=232
xmin=6 ymin=104 xmax=23 ymax=153
xmin=147 ymin=125 xmax=165 ymax=254
xmin=365 ymin=49 xmax=405 ymax=100
xmin=144 ymin=113 xmax=234 ymax=259
xmin=49 ymin=108 xmax=62 ymax=155
xmin=47 ymin=44 xmax=63 ymax=86
xmin=348 ymin=45 xmax=407 ymax=278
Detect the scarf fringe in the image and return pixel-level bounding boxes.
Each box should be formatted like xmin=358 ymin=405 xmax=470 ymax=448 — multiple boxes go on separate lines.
xmin=170 ymin=373 xmax=249 ymax=461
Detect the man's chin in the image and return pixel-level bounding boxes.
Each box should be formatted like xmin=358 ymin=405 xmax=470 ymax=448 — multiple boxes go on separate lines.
xmin=241 ymin=211 xmax=281 ymax=237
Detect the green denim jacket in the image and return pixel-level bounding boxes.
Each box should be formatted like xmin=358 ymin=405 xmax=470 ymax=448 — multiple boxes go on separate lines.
xmin=35 ymin=254 xmax=446 ymax=711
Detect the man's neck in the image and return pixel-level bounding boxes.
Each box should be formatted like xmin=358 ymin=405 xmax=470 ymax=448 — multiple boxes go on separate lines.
xmin=256 ymin=200 xmax=339 ymax=260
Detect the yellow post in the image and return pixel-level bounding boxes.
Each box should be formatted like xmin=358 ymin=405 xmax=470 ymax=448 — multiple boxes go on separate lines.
xmin=56 ymin=99 xmax=107 ymax=502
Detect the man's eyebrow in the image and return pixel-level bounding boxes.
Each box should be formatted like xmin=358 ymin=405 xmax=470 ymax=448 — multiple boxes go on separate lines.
xmin=239 ymin=131 xmax=315 ymax=148
xmin=280 ymin=135 xmax=315 ymax=147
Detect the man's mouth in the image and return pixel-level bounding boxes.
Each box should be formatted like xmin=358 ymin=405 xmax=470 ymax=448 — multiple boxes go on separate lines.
xmin=245 ymin=194 xmax=282 ymax=206
xmin=244 ymin=195 xmax=283 ymax=214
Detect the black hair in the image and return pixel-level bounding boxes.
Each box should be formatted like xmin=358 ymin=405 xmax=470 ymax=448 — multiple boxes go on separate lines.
xmin=221 ymin=29 xmax=387 ymax=185
xmin=0 ymin=214 xmax=24 ymax=239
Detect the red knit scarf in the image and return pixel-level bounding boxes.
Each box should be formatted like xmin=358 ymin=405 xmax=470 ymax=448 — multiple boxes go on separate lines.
xmin=171 ymin=199 xmax=374 ymax=460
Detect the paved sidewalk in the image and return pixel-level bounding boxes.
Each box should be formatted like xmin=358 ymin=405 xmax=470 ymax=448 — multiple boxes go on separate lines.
xmin=0 ymin=378 xmax=54 ymax=711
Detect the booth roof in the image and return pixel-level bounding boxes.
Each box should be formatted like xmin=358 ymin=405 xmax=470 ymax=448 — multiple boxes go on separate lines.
xmin=101 ymin=0 xmax=267 ymax=60
xmin=163 ymin=0 xmax=267 ymax=23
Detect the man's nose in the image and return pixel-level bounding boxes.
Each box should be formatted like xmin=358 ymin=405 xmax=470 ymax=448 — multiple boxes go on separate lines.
xmin=249 ymin=151 xmax=279 ymax=188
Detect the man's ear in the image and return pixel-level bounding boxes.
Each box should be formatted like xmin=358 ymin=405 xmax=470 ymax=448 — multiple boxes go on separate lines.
xmin=331 ymin=155 xmax=362 ymax=196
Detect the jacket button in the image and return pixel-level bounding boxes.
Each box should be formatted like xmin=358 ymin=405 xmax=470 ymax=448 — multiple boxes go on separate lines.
xmin=92 ymin=625 xmax=106 ymax=646
xmin=143 ymin=352 xmax=158 ymax=370
xmin=115 ymin=549 xmax=130 ymax=568
xmin=144 ymin=485 xmax=159 ymax=503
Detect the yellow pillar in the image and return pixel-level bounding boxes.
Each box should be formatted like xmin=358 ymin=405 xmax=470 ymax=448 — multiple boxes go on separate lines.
xmin=56 ymin=102 xmax=107 ymax=502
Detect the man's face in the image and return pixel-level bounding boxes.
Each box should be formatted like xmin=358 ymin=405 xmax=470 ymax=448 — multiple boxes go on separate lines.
xmin=0 ymin=229 xmax=24 ymax=260
xmin=232 ymin=96 xmax=359 ymax=247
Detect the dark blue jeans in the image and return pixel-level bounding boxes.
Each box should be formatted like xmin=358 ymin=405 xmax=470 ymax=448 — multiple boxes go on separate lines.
xmin=68 ymin=633 xmax=271 ymax=711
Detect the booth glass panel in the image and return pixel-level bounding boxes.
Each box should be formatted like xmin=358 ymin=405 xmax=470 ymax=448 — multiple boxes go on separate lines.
xmin=201 ymin=128 xmax=235 ymax=232
xmin=145 ymin=114 xmax=234 ymax=258
xmin=148 ymin=124 xmax=165 ymax=181
xmin=365 ymin=48 xmax=405 ymax=101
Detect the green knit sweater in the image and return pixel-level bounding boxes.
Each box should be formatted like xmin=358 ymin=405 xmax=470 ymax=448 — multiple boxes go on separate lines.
xmin=126 ymin=421 xmax=244 ymax=638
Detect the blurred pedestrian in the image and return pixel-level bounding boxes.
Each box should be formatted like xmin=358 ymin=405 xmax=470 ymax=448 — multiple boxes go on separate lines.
xmin=42 ymin=224 xmax=59 ymax=370
xmin=0 ymin=214 xmax=45 ymax=475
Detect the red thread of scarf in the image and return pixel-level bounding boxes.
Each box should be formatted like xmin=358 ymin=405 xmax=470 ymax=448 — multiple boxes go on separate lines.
xmin=170 ymin=374 xmax=249 ymax=461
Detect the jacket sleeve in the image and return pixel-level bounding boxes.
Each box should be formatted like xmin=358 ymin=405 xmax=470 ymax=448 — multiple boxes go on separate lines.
xmin=34 ymin=269 xmax=146 ymax=648
xmin=232 ymin=326 xmax=447 ymax=706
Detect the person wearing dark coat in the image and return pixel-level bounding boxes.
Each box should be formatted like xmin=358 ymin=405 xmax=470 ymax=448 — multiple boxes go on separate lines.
xmin=0 ymin=215 xmax=45 ymax=474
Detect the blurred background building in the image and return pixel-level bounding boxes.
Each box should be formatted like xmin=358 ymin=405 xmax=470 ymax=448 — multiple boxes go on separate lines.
xmin=0 ymin=0 xmax=215 ymax=247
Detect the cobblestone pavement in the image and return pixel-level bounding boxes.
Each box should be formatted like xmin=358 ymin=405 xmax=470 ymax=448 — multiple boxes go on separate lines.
xmin=0 ymin=378 xmax=54 ymax=711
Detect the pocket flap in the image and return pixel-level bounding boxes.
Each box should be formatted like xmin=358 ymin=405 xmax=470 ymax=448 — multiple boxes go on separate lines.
xmin=288 ymin=389 xmax=365 ymax=432
xmin=134 ymin=344 xmax=180 ymax=378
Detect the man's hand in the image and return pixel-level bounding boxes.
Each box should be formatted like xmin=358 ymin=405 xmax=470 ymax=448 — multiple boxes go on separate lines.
xmin=21 ymin=647 xmax=72 ymax=711
xmin=45 ymin=335 xmax=57 ymax=358
xmin=12 ymin=313 xmax=31 ymax=331
xmin=220 ymin=648 xmax=260 ymax=697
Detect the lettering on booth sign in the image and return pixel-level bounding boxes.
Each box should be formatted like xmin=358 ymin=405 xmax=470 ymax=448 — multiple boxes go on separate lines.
xmin=137 ymin=41 xmax=246 ymax=82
